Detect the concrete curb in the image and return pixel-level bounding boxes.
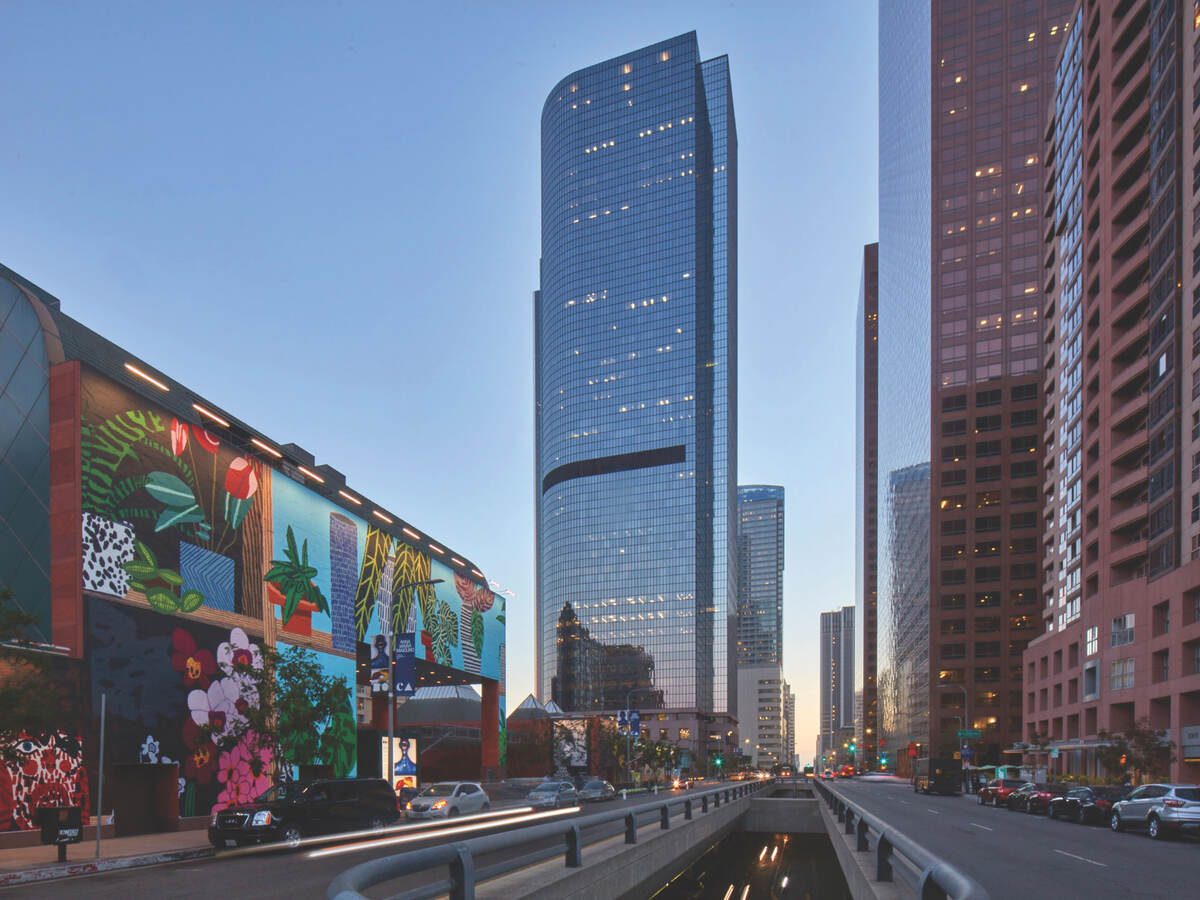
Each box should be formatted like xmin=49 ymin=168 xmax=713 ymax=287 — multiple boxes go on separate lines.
xmin=0 ymin=845 xmax=214 ymax=887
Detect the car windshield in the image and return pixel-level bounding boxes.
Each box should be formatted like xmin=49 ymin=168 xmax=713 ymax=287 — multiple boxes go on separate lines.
xmin=1174 ymin=788 xmax=1200 ymax=801
xmin=255 ymin=784 xmax=304 ymax=803
xmin=582 ymin=781 xmax=605 ymax=790
xmin=533 ymin=783 xmax=559 ymax=792
xmin=419 ymin=784 xmax=458 ymax=797
xmin=1002 ymin=780 xmax=1024 ymax=787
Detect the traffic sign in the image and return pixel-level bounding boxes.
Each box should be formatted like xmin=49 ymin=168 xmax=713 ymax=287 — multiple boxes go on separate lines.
xmin=617 ymin=710 xmax=628 ymax=732
xmin=956 ymin=729 xmax=981 ymax=739
xmin=630 ymin=710 xmax=641 ymax=734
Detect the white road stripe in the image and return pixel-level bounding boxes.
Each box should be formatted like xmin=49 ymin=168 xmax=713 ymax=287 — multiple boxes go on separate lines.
xmin=970 ymin=823 xmax=993 ymax=831
xmin=926 ymin=809 xmax=941 ymax=815
xmin=1053 ymin=849 xmax=1107 ymax=868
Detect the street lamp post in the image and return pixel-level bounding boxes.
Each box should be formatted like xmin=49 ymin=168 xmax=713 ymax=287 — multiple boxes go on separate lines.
xmin=939 ymin=683 xmax=970 ymax=774
xmin=623 ymin=687 xmax=655 ymax=787
xmin=386 ymin=579 xmax=444 ymax=791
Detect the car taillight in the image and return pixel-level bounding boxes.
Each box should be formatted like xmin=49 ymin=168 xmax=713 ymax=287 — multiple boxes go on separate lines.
xmin=1163 ymin=798 xmax=1185 ymax=808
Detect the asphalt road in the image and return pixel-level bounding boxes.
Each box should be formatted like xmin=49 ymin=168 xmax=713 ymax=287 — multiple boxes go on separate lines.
xmin=831 ymin=777 xmax=1198 ymax=899
xmin=2 ymin=782 xmax=730 ymax=900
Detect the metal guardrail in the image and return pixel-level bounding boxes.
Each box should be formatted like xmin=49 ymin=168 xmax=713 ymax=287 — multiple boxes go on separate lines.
xmin=810 ymin=777 xmax=988 ymax=900
xmin=327 ymin=779 xmax=769 ymax=900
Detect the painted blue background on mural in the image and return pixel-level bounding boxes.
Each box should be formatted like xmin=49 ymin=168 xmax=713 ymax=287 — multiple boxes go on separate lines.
xmin=270 ymin=474 xmax=367 ymax=640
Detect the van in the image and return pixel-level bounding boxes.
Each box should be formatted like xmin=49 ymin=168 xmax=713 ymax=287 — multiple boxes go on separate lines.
xmin=914 ymin=757 xmax=961 ymax=795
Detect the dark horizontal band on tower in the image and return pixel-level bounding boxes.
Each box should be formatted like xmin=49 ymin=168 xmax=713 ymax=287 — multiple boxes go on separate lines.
xmin=542 ymin=444 xmax=687 ymax=493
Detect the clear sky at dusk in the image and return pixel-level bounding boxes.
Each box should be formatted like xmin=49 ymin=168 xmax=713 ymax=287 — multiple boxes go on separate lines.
xmin=2 ymin=0 xmax=878 ymax=758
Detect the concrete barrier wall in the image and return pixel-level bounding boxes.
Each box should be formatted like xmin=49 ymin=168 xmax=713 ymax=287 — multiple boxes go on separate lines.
xmin=475 ymin=798 xmax=750 ymax=900
xmin=740 ymin=797 xmax=823 ymax=833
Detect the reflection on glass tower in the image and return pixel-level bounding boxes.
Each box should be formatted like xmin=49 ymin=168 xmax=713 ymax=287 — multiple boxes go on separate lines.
xmin=535 ymin=33 xmax=737 ymax=714
xmin=879 ymin=463 xmax=930 ymax=750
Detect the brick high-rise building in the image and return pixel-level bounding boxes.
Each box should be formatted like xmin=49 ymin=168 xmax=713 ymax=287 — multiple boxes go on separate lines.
xmin=1025 ymin=0 xmax=1200 ymax=783
xmin=925 ymin=1 xmax=1074 ymax=761
xmin=856 ymin=243 xmax=880 ymax=769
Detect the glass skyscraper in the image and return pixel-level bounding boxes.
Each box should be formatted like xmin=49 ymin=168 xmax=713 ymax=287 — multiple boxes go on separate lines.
xmin=736 ymin=485 xmax=784 ymax=665
xmin=536 ymin=32 xmax=737 ymax=715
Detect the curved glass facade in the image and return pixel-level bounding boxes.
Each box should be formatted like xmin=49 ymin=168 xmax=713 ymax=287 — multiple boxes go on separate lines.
xmin=0 ymin=273 xmax=52 ymax=642
xmin=536 ymin=33 xmax=736 ymax=714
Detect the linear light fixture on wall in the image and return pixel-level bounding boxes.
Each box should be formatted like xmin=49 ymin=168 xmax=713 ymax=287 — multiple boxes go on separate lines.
xmin=296 ymin=465 xmax=324 ymax=483
xmin=192 ymin=403 xmax=230 ymax=427
xmin=402 ymin=527 xmax=421 ymax=540
xmin=428 ymin=543 xmax=445 ymax=555
xmin=124 ymin=362 xmax=169 ymax=391
xmin=250 ymin=437 xmax=282 ymax=458
xmin=372 ymin=510 xmax=393 ymax=524
xmin=450 ymin=557 xmax=465 ymax=567
xmin=337 ymin=489 xmax=361 ymax=505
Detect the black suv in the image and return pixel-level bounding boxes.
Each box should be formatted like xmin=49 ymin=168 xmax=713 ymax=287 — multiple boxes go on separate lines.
xmin=208 ymin=778 xmax=399 ymax=848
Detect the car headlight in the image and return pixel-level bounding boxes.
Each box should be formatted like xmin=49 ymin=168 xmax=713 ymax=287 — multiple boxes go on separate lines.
xmin=406 ymin=801 xmax=413 ymax=810
xmin=432 ymin=800 xmax=448 ymax=810
xmin=251 ymin=811 xmax=272 ymax=827
xmin=210 ymin=813 xmax=219 ymax=827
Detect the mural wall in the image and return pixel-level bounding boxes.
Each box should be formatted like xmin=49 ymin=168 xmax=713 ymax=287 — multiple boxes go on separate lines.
xmin=0 ymin=732 xmax=89 ymax=832
xmin=64 ymin=367 xmax=504 ymax=819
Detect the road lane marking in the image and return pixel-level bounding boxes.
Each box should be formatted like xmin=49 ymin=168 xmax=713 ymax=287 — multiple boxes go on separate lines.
xmin=970 ymin=823 xmax=993 ymax=831
xmin=926 ymin=809 xmax=941 ymax=815
xmin=1053 ymin=849 xmax=1107 ymax=868
xmin=899 ymin=800 xmax=910 ymax=805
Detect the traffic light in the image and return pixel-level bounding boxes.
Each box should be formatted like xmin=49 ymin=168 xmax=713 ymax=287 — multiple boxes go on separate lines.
xmin=880 ymin=755 xmax=888 ymax=768
xmin=714 ymin=755 xmax=723 ymax=767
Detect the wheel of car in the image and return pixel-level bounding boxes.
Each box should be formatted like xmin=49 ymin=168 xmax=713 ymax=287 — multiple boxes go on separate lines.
xmin=369 ymin=817 xmax=385 ymax=830
xmin=1048 ymin=804 xmax=1057 ymax=819
xmin=977 ymin=792 xmax=986 ymax=805
xmin=993 ymin=795 xmax=1000 ymax=807
xmin=282 ymin=826 xmax=302 ymax=849
xmin=1025 ymin=802 xmax=1036 ymax=814
xmin=447 ymin=807 xmax=459 ymax=818
xmin=1148 ymin=815 xmax=1163 ymax=840
xmin=1072 ymin=807 xmax=1083 ymax=825
xmin=1110 ymin=811 xmax=1123 ymax=832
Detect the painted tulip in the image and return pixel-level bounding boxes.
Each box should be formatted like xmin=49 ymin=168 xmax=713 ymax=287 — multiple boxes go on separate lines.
xmin=170 ymin=418 xmax=189 ymax=456
xmin=191 ymin=426 xmax=220 ymax=454
xmin=224 ymin=457 xmax=258 ymax=500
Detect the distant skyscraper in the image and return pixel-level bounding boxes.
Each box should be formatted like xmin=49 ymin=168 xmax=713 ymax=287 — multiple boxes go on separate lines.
xmin=819 ymin=606 xmax=855 ymax=759
xmin=783 ymin=681 xmax=796 ymax=768
xmin=535 ymin=33 xmax=737 ymax=717
xmin=856 ymin=242 xmax=879 ymax=769
xmin=736 ymin=485 xmax=784 ymax=664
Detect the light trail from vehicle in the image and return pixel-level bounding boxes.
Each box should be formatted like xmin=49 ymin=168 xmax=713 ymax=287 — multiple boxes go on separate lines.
xmin=307 ymin=806 xmax=580 ymax=859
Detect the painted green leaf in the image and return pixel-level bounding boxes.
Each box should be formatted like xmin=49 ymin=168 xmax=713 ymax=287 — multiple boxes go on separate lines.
xmin=495 ymin=614 xmax=505 ymax=626
xmin=154 ymin=504 xmax=205 ymax=532
xmin=353 ymin=527 xmax=392 ymax=641
xmin=135 ymin=540 xmax=157 ymax=568
xmin=180 ymin=589 xmax=204 ymax=613
xmin=157 ymin=568 xmax=184 ymax=587
xmin=123 ymin=561 xmax=156 ymax=579
xmin=144 ymin=471 xmax=198 ymax=508
xmin=226 ymin=494 xmax=255 ymax=529
xmin=471 ymin=609 xmax=484 ymax=658
xmin=146 ymin=586 xmax=180 ymax=613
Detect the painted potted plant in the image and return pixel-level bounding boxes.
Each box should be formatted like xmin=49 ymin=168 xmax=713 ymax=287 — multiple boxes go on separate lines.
xmin=264 ymin=525 xmax=329 ymax=636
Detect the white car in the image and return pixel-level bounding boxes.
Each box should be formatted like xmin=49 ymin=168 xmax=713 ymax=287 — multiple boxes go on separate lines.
xmin=527 ymin=781 xmax=578 ymax=809
xmin=405 ymin=782 xmax=490 ymax=819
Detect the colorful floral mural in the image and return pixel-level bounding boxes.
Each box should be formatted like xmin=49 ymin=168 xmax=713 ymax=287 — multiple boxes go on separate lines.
xmin=0 ymin=732 xmax=90 ymax=831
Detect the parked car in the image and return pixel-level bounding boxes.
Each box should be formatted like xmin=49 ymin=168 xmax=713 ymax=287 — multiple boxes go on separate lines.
xmin=405 ymin=781 xmax=490 ymax=820
xmin=838 ymin=765 xmax=855 ymax=778
xmin=577 ymin=780 xmax=616 ymax=802
xmin=208 ymin=778 xmax=399 ymax=848
xmin=527 ymin=780 xmax=578 ymax=809
xmin=1048 ymin=786 xmax=1127 ymax=824
xmin=1005 ymin=782 xmax=1065 ymax=813
xmin=1110 ymin=783 xmax=1200 ymax=839
xmin=977 ymin=778 xmax=1028 ymax=807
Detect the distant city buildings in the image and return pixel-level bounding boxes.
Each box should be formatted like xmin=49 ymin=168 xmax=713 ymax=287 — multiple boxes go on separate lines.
xmin=819 ymin=606 xmax=855 ymax=761
xmin=783 ymin=681 xmax=796 ymax=768
xmin=856 ymin=242 xmax=879 ymax=769
xmin=736 ymin=486 xmax=784 ymax=664
xmin=534 ymin=33 xmax=738 ymax=745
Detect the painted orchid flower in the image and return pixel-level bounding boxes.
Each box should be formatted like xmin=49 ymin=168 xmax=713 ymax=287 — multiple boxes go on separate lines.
xmin=182 ymin=720 xmax=219 ymax=784
xmin=224 ymin=457 xmax=258 ymax=501
xmin=170 ymin=418 xmax=189 ymax=456
xmin=188 ymin=678 xmax=245 ymax=740
xmin=191 ymin=426 xmax=220 ymax=453
xmin=217 ymin=627 xmax=263 ymax=676
xmin=139 ymin=735 xmax=160 ymax=763
xmin=171 ymin=628 xmax=218 ymax=689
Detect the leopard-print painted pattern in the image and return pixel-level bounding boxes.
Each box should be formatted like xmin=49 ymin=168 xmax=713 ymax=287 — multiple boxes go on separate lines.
xmin=81 ymin=513 xmax=135 ymax=596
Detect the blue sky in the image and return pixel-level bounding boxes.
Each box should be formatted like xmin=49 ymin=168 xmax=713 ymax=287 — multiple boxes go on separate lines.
xmin=2 ymin=0 xmax=878 ymax=753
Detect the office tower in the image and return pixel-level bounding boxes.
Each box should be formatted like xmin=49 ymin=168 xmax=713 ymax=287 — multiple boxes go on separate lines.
xmin=736 ymin=485 xmax=784 ymax=663
xmin=819 ymin=606 xmax=855 ymax=760
xmin=535 ymin=33 xmax=737 ymax=721
xmin=857 ymin=242 xmax=879 ymax=769
xmin=1026 ymin=1 xmax=1200 ymax=783
xmin=879 ymin=1 xmax=1072 ymax=768
xmin=876 ymin=0 xmax=932 ymax=773
xmin=783 ymin=682 xmax=796 ymax=768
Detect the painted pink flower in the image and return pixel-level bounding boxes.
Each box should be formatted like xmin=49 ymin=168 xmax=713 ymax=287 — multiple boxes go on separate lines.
xmin=191 ymin=426 xmax=220 ymax=453
xmin=214 ymin=733 xmax=272 ymax=810
xmin=224 ymin=458 xmax=258 ymax=500
xmin=170 ymin=418 xmax=188 ymax=456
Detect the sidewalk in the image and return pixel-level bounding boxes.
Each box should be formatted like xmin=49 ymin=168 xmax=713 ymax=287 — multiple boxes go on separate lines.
xmin=0 ymin=830 xmax=212 ymax=888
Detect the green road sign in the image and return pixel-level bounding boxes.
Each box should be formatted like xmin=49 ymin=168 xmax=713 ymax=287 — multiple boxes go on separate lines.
xmin=956 ymin=729 xmax=982 ymax=739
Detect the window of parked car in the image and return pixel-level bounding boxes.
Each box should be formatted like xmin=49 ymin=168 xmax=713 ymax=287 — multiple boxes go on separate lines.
xmin=1002 ymin=779 xmax=1024 ymax=787
xmin=458 ymin=784 xmax=478 ymax=795
xmin=421 ymin=784 xmax=458 ymax=797
xmin=1144 ymin=785 xmax=1170 ymax=798
xmin=1174 ymin=788 xmax=1200 ymax=800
